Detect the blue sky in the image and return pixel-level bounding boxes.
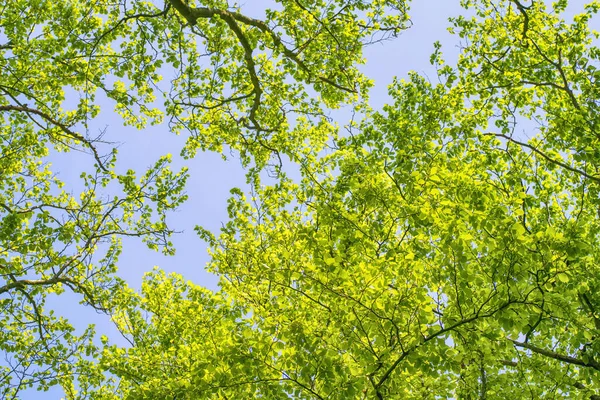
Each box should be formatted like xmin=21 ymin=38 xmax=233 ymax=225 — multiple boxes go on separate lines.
xmin=29 ymin=1 xmax=464 ymax=398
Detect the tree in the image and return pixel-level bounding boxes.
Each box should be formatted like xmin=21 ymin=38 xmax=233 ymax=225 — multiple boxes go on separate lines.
xmin=100 ymin=0 xmax=600 ymax=399
xmin=0 ymin=0 xmax=410 ymax=397
xmin=0 ymin=2 xmax=191 ymax=396
xmin=2 ymin=0 xmax=600 ymax=399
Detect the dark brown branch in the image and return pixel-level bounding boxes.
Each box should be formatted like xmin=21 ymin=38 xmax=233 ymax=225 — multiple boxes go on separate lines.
xmin=217 ymin=12 xmax=262 ymax=127
xmin=0 ymin=105 xmax=109 ymax=172
xmin=15 ymin=285 xmax=49 ymax=344
xmin=510 ymin=0 xmax=531 ymax=40
xmin=375 ymin=297 xmax=512 ymax=392
xmin=376 ymin=315 xmax=479 ymax=390
xmin=0 ymin=273 xmax=110 ymax=313
xmin=480 ymin=364 xmax=487 ymax=400
xmin=89 ymin=5 xmax=171 ymax=59
xmin=568 ymin=381 xmax=600 ymax=400
xmin=524 ymin=39 xmax=598 ymax=137
xmin=580 ymin=293 xmax=600 ymax=330
xmin=0 ymin=276 xmax=73 ymax=295
xmin=221 ymin=9 xmax=355 ymax=93
xmin=484 ymin=132 xmax=600 ymax=183
xmin=499 ymin=359 xmax=518 ymax=367
xmin=510 ymin=339 xmax=600 ymax=371
xmin=173 ymin=93 xmax=253 ymax=110
xmin=166 ymin=0 xmax=356 ymax=93
xmin=292 ymin=0 xmax=342 ymax=48
xmin=167 ymin=0 xmax=215 ymax=24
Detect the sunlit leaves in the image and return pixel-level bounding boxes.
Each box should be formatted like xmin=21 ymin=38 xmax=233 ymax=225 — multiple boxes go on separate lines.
xmin=132 ymin=1 xmax=600 ymax=398
xmin=3 ymin=0 xmax=600 ymax=398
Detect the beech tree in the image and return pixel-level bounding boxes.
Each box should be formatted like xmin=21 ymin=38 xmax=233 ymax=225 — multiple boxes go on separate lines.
xmin=0 ymin=0 xmax=409 ymax=397
xmin=2 ymin=0 xmax=600 ymax=399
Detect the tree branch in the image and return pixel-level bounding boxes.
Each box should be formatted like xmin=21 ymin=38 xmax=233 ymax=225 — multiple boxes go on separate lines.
xmin=484 ymin=132 xmax=600 ymax=183
xmin=0 ymin=105 xmax=109 ymax=172
xmin=510 ymin=339 xmax=600 ymax=371
xmin=0 ymin=276 xmax=75 ymax=296
xmin=510 ymin=0 xmax=531 ymax=40
xmin=217 ymin=12 xmax=262 ymax=128
xmin=166 ymin=0 xmax=356 ymax=93
xmin=375 ymin=297 xmax=513 ymax=392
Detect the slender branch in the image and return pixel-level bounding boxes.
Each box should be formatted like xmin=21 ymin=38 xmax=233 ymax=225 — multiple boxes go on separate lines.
xmin=375 ymin=299 xmax=514 ymax=391
xmin=510 ymin=0 xmax=531 ymax=40
xmin=375 ymin=315 xmax=479 ymax=390
xmin=292 ymin=0 xmax=342 ymax=50
xmin=173 ymin=93 xmax=253 ymax=110
xmin=0 ymin=276 xmax=76 ymax=295
xmin=0 ymin=274 xmax=109 ymax=312
xmin=580 ymin=293 xmax=600 ymax=330
xmin=499 ymin=359 xmax=518 ymax=367
xmin=15 ymin=286 xmax=49 ymax=345
xmin=479 ymin=364 xmax=487 ymax=400
xmin=166 ymin=0 xmax=355 ymax=93
xmin=218 ymin=12 xmax=262 ymax=127
xmin=484 ymin=132 xmax=600 ymax=183
xmin=510 ymin=339 xmax=600 ymax=371
xmin=0 ymin=105 xmax=109 ymax=172
xmin=89 ymin=5 xmax=171 ymax=59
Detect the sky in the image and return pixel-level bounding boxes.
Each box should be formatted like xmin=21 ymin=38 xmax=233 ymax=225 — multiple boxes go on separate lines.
xmin=14 ymin=0 xmax=485 ymax=398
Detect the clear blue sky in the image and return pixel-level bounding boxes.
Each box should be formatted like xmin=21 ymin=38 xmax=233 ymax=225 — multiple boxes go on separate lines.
xmin=30 ymin=1 xmax=463 ymax=398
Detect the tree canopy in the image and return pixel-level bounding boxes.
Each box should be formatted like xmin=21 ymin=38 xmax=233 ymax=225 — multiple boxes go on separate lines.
xmin=1 ymin=0 xmax=600 ymax=398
